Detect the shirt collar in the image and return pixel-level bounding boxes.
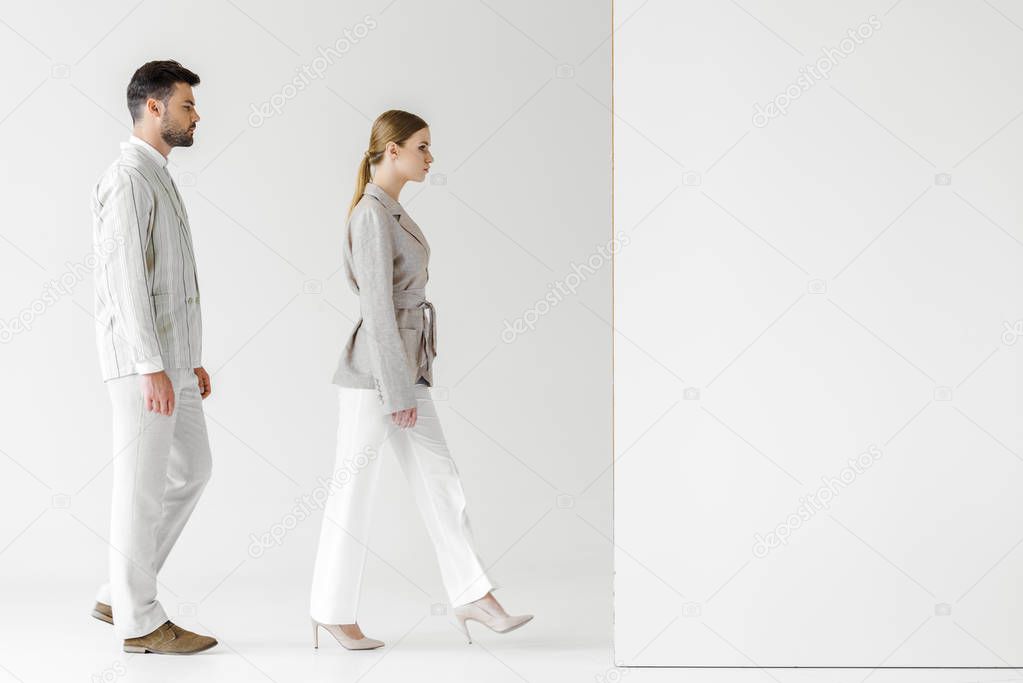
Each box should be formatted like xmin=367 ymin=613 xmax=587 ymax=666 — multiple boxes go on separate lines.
xmin=363 ymin=181 xmax=403 ymax=218
xmin=127 ymin=134 xmax=169 ymax=168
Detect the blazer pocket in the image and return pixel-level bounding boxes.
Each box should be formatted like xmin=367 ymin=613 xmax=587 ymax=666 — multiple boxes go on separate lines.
xmin=151 ymin=292 xmax=180 ymax=338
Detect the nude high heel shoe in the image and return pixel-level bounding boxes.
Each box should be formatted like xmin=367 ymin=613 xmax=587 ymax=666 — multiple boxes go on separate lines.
xmin=452 ymin=599 xmax=533 ymax=644
xmin=311 ymin=619 xmax=384 ymax=650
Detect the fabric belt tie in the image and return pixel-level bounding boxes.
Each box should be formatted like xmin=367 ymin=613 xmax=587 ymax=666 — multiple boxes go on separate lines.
xmin=393 ymin=287 xmax=436 ymax=378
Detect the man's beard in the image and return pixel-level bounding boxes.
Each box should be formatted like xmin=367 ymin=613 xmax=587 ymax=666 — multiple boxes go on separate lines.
xmin=161 ymin=119 xmax=195 ymax=147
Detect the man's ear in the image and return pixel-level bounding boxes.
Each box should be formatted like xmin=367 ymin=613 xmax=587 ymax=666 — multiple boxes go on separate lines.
xmin=147 ymin=97 xmax=163 ymax=118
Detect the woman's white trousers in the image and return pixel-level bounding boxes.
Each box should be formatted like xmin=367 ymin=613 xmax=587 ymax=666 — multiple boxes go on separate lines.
xmin=310 ymin=384 xmax=496 ymax=624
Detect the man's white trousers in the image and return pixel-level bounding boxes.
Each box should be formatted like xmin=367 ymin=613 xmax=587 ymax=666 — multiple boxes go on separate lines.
xmin=95 ymin=368 xmax=212 ymax=639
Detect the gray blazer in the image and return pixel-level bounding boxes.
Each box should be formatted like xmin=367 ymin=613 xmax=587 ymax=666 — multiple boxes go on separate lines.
xmin=91 ymin=138 xmax=202 ymax=380
xmin=332 ymin=181 xmax=437 ymax=413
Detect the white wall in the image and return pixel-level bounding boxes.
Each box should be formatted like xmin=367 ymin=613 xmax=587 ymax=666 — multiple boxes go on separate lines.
xmin=614 ymin=0 xmax=1023 ymax=669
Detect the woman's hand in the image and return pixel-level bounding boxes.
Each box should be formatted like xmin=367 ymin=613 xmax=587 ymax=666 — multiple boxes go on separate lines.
xmin=392 ymin=406 xmax=417 ymax=429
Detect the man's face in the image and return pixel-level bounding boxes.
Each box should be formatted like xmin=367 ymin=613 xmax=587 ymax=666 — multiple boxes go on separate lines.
xmin=158 ymin=83 xmax=200 ymax=148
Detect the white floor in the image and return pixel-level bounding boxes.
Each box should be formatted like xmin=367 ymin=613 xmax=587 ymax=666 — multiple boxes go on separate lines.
xmin=3 ymin=575 xmax=610 ymax=683
xmin=4 ymin=576 xmax=1023 ymax=683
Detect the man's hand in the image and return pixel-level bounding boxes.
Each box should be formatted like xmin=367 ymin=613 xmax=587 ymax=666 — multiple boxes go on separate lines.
xmin=392 ymin=406 xmax=417 ymax=429
xmin=194 ymin=367 xmax=211 ymax=399
xmin=141 ymin=370 xmax=175 ymax=416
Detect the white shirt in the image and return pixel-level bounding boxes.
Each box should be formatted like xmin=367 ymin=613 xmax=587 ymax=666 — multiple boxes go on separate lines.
xmin=128 ymin=134 xmax=169 ymax=168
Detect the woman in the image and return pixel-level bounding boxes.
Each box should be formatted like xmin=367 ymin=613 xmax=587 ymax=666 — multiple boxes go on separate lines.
xmin=309 ymin=110 xmax=533 ymax=649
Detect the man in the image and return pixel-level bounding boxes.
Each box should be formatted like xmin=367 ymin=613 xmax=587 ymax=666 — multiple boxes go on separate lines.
xmin=89 ymin=60 xmax=217 ymax=654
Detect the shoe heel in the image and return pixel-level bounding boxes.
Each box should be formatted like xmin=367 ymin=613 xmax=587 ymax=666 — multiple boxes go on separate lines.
xmin=123 ymin=645 xmax=146 ymax=654
xmin=311 ymin=620 xmax=319 ymax=649
xmin=455 ymin=615 xmax=472 ymax=644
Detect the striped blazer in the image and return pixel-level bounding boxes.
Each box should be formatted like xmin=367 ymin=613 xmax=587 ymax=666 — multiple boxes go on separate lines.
xmin=91 ymin=137 xmax=202 ymax=380
xmin=332 ymin=182 xmax=437 ymax=413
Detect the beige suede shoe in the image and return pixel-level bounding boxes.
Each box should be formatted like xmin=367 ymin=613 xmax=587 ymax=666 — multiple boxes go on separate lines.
xmin=123 ymin=621 xmax=218 ymax=654
xmin=91 ymin=601 xmax=113 ymax=625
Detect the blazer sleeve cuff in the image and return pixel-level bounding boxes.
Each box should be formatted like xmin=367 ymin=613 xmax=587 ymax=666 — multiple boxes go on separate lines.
xmin=375 ymin=377 xmax=416 ymax=414
xmin=134 ymin=356 xmax=165 ymax=375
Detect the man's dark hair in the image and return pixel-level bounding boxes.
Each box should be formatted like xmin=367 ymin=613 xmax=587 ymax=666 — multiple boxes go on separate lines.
xmin=126 ymin=60 xmax=200 ymax=124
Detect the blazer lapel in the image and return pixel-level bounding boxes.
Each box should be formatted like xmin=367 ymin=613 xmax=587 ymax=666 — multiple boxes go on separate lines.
xmin=152 ymin=169 xmax=189 ymax=228
xmin=121 ymin=148 xmax=188 ymax=223
xmin=120 ymin=147 xmax=198 ymax=270
xmin=362 ymin=184 xmax=430 ymax=258
xmin=397 ymin=212 xmax=429 ymax=258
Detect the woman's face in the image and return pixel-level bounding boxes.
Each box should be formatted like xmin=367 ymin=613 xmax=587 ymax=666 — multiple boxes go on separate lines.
xmin=392 ymin=127 xmax=433 ymax=182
